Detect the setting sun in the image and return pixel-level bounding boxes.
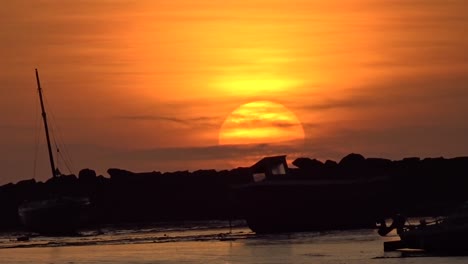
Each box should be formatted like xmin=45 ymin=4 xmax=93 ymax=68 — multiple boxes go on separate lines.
xmin=219 ymin=101 xmax=305 ymax=146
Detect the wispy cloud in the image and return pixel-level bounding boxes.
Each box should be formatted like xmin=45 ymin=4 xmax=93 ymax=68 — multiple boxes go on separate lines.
xmin=123 ymin=141 xmax=303 ymax=162
xmin=116 ymin=114 xmax=222 ymax=129
xmin=118 ymin=115 xmax=188 ymax=124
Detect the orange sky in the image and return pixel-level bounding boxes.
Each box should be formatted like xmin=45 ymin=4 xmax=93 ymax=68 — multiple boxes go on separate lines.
xmin=1 ymin=0 xmax=468 ymax=184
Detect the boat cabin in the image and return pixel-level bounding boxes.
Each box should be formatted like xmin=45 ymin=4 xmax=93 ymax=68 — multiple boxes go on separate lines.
xmin=250 ymin=155 xmax=289 ymax=182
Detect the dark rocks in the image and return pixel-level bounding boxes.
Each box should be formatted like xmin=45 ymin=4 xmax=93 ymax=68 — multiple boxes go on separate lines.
xmin=339 ymin=153 xmax=366 ymax=166
xmin=79 ymin=168 xmax=97 ymax=181
xmin=2 ymin=153 xmax=468 ymax=231
xmin=16 ymin=178 xmax=36 ymax=187
xmin=292 ymin=157 xmax=323 ymax=170
xmin=107 ymin=168 xmax=135 ymax=181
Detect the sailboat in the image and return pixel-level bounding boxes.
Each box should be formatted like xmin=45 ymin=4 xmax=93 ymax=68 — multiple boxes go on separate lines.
xmin=17 ymin=69 xmax=91 ymax=235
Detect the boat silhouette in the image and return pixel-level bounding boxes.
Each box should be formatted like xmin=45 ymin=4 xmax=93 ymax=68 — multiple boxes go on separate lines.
xmin=17 ymin=69 xmax=90 ymax=235
xmin=379 ymin=202 xmax=468 ymax=254
xmin=231 ymin=155 xmax=390 ymax=233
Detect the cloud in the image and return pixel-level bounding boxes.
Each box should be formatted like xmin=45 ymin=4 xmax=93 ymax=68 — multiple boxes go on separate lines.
xmin=118 ymin=115 xmax=188 ymax=124
xmin=116 ymin=114 xmax=222 ymax=129
xmin=285 ymin=71 xmax=468 ymax=115
xmin=270 ymin=121 xmax=304 ymax=129
xmin=311 ymin=122 xmax=468 ymax=161
xmin=124 ymin=142 xmax=304 ymax=162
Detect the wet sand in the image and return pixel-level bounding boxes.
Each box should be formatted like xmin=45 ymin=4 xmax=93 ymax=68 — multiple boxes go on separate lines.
xmin=1 ymin=223 xmax=468 ymax=264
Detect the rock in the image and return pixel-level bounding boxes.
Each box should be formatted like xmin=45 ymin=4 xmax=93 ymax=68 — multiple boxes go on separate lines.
xmin=79 ymin=168 xmax=97 ymax=181
xmin=292 ymin=157 xmax=324 ymax=170
xmin=339 ymin=153 xmax=366 ymax=166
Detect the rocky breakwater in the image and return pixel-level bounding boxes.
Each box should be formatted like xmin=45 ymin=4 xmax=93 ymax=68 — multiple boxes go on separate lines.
xmin=1 ymin=153 xmax=468 ymax=231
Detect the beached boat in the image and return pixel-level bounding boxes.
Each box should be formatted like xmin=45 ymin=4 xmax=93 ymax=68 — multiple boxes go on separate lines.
xmin=379 ymin=202 xmax=468 ymax=254
xmin=17 ymin=69 xmax=90 ymax=234
xmin=18 ymin=196 xmax=90 ymax=234
xmin=231 ymin=155 xmax=391 ymax=233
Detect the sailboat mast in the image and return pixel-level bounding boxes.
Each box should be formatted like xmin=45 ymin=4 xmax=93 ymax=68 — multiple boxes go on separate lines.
xmin=35 ymin=69 xmax=57 ymax=178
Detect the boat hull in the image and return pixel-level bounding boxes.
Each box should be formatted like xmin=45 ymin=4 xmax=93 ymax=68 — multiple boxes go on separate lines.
xmin=399 ymin=223 xmax=468 ymax=253
xmin=232 ymin=180 xmax=389 ymax=233
xmin=18 ymin=197 xmax=90 ymax=234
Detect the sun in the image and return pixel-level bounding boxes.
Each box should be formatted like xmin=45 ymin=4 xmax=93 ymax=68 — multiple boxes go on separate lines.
xmin=219 ymin=101 xmax=305 ymax=145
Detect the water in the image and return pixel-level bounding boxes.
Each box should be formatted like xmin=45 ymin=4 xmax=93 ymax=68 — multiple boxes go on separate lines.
xmin=1 ymin=221 xmax=467 ymax=264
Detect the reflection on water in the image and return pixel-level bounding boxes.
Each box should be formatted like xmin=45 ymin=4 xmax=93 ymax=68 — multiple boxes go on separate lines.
xmin=0 ymin=220 xmax=252 ymax=249
xmin=1 ymin=221 xmax=468 ymax=264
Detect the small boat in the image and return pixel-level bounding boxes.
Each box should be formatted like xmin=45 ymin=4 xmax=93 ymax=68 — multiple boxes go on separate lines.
xmin=17 ymin=69 xmax=90 ymax=235
xmin=378 ymin=202 xmax=468 ymax=254
xmin=231 ymin=155 xmax=391 ymax=233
